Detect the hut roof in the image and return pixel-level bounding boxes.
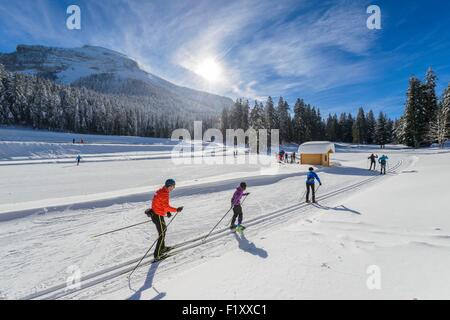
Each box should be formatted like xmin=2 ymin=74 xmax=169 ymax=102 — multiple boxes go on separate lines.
xmin=298 ymin=141 xmax=335 ymax=154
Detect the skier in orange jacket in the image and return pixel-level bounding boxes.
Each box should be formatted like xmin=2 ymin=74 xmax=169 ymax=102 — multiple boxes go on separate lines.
xmin=146 ymin=179 xmax=183 ymax=260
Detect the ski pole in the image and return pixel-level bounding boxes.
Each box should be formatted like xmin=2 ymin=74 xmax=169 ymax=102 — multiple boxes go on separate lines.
xmin=204 ymin=206 xmax=234 ymax=242
xmin=93 ymin=220 xmax=150 ymax=238
xmin=128 ymin=211 xmax=180 ymax=279
xmin=300 ymin=189 xmax=307 ymax=201
xmin=205 ymin=195 xmax=248 ymax=242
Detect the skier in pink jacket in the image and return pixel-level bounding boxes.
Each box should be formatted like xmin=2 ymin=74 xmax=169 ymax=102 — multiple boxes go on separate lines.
xmin=230 ymin=182 xmax=250 ymax=230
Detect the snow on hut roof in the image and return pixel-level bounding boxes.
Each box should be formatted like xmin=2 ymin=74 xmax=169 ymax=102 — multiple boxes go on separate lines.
xmin=298 ymin=141 xmax=335 ymax=154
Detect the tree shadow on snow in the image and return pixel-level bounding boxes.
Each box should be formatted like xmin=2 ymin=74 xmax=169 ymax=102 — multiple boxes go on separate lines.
xmin=313 ymin=204 xmax=361 ymax=215
xmin=127 ymin=261 xmax=166 ymax=300
xmin=233 ymin=232 xmax=268 ymax=258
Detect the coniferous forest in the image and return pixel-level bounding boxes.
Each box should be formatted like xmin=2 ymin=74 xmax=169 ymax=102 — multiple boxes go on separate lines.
xmin=1 ymin=63 xmax=449 ymax=148
xmin=0 ymin=63 xmax=217 ymax=138
xmin=221 ymin=68 xmax=450 ymax=148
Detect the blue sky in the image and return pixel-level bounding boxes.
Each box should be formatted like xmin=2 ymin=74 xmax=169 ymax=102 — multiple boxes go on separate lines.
xmin=0 ymin=0 xmax=449 ymax=118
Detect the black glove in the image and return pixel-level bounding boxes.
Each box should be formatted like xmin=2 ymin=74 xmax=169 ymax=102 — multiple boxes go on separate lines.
xmin=177 ymin=206 xmax=184 ymax=213
xmin=166 ymin=212 xmax=172 ymax=218
xmin=319 ymin=183 xmax=322 ymax=186
xmin=145 ymin=209 xmax=153 ymax=217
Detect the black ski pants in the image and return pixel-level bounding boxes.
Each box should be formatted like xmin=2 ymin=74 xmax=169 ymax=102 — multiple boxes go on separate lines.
xmin=380 ymin=163 xmax=386 ymax=175
xmin=151 ymin=212 xmax=167 ymax=258
xmin=231 ymin=205 xmax=243 ymax=226
xmin=306 ymin=183 xmax=316 ymax=202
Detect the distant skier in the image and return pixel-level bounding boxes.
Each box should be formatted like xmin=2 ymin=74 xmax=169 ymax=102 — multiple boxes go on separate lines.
xmin=76 ymin=154 xmax=81 ymax=166
xmin=368 ymin=153 xmax=378 ymax=170
xmin=291 ymin=152 xmax=296 ymax=164
xmin=378 ymin=155 xmax=389 ymax=175
xmin=305 ymin=167 xmax=322 ymax=203
xmin=72 ymin=138 xmax=76 ymax=144
xmin=230 ymin=182 xmax=250 ymax=230
xmin=146 ymin=179 xmax=183 ymax=261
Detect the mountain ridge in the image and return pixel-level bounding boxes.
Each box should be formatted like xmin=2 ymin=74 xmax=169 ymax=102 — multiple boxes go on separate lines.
xmin=0 ymin=44 xmax=233 ymax=114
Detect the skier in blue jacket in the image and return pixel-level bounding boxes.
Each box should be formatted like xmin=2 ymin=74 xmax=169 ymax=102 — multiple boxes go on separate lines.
xmin=378 ymin=155 xmax=389 ymax=175
xmin=305 ymin=167 xmax=322 ymax=203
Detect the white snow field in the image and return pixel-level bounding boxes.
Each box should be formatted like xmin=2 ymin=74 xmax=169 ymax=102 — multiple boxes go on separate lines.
xmin=0 ymin=127 xmax=449 ymax=300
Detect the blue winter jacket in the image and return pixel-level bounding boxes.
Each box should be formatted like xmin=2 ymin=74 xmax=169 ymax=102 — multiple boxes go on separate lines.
xmin=306 ymin=172 xmax=321 ymax=185
xmin=378 ymin=155 xmax=389 ymax=164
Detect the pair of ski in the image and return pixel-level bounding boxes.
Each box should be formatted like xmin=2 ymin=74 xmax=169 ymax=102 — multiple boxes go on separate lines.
xmin=231 ymin=225 xmax=246 ymax=233
xmin=152 ymin=246 xmax=176 ymax=263
xmin=153 ymin=226 xmax=247 ymax=263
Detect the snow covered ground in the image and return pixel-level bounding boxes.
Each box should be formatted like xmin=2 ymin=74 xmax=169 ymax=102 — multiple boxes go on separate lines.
xmin=0 ymin=128 xmax=449 ymax=300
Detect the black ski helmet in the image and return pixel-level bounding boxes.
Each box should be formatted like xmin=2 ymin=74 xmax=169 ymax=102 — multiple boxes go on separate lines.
xmin=240 ymin=182 xmax=247 ymax=189
xmin=309 ymin=167 xmax=314 ymax=171
xmin=165 ymin=179 xmax=176 ymax=188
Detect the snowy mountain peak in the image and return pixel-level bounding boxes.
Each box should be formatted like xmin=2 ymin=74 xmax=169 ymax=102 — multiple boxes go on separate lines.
xmin=0 ymin=44 xmax=233 ymax=113
xmin=1 ymin=44 xmax=148 ymax=84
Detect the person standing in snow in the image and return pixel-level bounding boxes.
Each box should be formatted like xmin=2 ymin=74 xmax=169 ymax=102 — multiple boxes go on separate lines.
xmin=291 ymin=152 xmax=296 ymax=164
xmin=146 ymin=179 xmax=183 ymax=261
xmin=368 ymin=153 xmax=378 ymax=170
xmin=76 ymin=154 xmax=81 ymax=166
xmin=378 ymin=155 xmax=389 ymax=175
xmin=230 ymin=182 xmax=250 ymax=230
xmin=305 ymin=167 xmax=322 ymax=203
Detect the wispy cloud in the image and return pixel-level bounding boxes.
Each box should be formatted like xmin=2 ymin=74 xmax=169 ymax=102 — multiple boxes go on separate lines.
xmin=1 ymin=0 xmax=449 ymax=117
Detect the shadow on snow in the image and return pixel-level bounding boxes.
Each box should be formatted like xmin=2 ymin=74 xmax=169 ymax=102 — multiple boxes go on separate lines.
xmin=128 ymin=261 xmax=166 ymax=300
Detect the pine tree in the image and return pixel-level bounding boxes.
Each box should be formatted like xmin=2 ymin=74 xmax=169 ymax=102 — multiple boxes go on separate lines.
xmin=444 ymin=84 xmax=450 ymax=134
xmin=366 ymin=110 xmax=376 ymax=144
xmin=293 ymin=98 xmax=307 ymax=143
xmin=428 ymin=84 xmax=450 ymax=148
xmin=325 ymin=114 xmax=339 ymax=142
xmin=352 ymin=107 xmax=367 ymax=144
xmin=423 ymin=67 xmax=438 ymax=129
xmin=242 ymin=99 xmax=250 ymax=130
xmin=403 ymin=77 xmax=427 ymax=147
xmin=249 ymin=101 xmax=266 ymax=130
xmin=277 ymin=97 xmax=291 ymax=143
xmin=264 ymin=96 xmax=277 ymax=131
xmin=0 ymin=64 xmax=7 ymax=124
xmin=221 ymin=107 xmax=230 ymax=135
xmin=375 ymin=112 xmax=390 ymax=147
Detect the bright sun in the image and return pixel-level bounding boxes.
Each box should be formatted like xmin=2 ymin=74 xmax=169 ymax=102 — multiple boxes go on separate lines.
xmin=194 ymin=58 xmax=222 ymax=82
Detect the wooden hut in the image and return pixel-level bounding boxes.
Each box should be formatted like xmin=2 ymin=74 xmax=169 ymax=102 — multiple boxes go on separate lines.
xmin=298 ymin=141 xmax=335 ymax=167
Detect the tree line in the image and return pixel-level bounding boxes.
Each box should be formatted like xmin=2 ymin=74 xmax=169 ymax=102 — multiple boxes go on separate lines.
xmin=221 ymin=97 xmax=395 ymax=147
xmin=396 ymin=68 xmax=450 ymax=148
xmin=0 ymin=64 xmax=217 ymax=138
xmin=221 ymin=67 xmax=450 ymax=148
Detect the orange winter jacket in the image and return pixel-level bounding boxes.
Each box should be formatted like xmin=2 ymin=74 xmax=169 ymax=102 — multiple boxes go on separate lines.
xmin=151 ymin=187 xmax=177 ymax=217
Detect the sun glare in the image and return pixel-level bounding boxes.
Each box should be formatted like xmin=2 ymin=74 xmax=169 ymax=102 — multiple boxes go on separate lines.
xmin=194 ymin=58 xmax=222 ymax=82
